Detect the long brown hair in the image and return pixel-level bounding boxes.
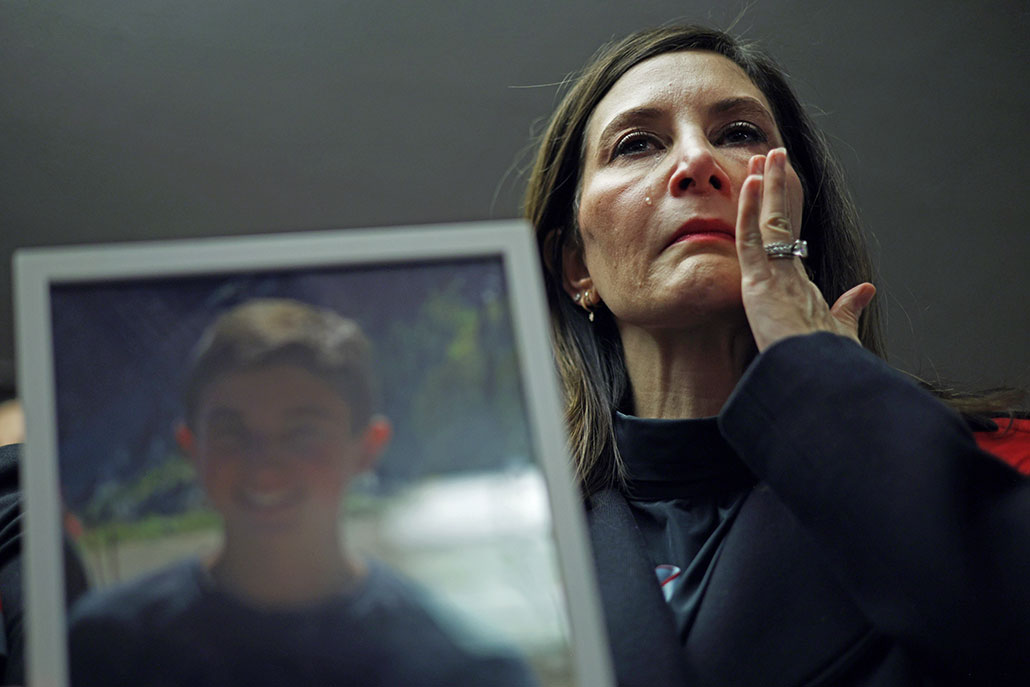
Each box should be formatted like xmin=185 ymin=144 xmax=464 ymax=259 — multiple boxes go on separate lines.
xmin=524 ymin=25 xmax=885 ymax=494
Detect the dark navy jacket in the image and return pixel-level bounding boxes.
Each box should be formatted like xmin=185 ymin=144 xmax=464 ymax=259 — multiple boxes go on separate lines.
xmin=587 ymin=333 xmax=1030 ymax=686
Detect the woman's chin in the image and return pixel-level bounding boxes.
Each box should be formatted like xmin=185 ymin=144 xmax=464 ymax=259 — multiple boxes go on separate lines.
xmin=613 ymin=291 xmax=746 ymax=332
xmin=668 ymin=270 xmax=744 ymax=314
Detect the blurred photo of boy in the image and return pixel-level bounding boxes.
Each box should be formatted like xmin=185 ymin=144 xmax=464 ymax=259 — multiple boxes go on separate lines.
xmin=67 ymin=298 xmax=537 ymax=686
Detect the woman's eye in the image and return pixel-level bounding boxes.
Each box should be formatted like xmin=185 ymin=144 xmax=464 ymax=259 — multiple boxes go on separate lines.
xmin=611 ymin=132 xmax=661 ymax=159
xmin=716 ymin=121 xmax=767 ymax=146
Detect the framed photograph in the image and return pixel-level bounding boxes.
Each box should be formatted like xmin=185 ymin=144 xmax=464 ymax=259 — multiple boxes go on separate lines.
xmin=15 ymin=220 xmax=614 ymax=687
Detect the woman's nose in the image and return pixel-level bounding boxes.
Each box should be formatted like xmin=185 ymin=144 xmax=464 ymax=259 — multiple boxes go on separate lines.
xmin=667 ymin=139 xmax=731 ymax=197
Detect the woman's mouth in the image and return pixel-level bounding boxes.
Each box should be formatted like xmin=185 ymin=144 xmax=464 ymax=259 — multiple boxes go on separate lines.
xmin=668 ymin=218 xmax=736 ymax=247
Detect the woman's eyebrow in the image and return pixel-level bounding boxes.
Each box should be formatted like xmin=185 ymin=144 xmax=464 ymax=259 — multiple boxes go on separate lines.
xmin=709 ymin=96 xmax=774 ymax=120
xmin=595 ymin=106 xmax=665 ymax=148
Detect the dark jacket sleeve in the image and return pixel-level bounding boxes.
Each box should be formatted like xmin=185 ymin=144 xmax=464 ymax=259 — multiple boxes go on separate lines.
xmin=719 ymin=332 xmax=1030 ymax=679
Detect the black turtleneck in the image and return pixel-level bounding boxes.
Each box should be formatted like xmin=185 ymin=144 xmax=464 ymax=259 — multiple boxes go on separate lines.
xmin=614 ymin=411 xmax=755 ymax=643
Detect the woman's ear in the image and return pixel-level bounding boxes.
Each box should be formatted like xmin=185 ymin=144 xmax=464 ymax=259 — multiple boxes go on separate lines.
xmin=561 ymin=240 xmax=594 ymax=301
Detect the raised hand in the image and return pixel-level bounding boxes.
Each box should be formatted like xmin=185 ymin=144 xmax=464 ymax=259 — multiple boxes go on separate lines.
xmin=735 ymin=147 xmax=876 ymax=352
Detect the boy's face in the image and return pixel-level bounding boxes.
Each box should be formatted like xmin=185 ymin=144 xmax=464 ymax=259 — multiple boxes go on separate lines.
xmin=179 ymin=363 xmax=384 ymax=539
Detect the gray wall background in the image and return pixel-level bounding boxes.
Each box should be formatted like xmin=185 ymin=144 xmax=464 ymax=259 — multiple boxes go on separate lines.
xmin=2 ymin=0 xmax=1027 ymax=394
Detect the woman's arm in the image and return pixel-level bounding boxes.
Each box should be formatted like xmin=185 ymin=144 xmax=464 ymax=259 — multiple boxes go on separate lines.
xmin=720 ymin=332 xmax=1030 ymax=679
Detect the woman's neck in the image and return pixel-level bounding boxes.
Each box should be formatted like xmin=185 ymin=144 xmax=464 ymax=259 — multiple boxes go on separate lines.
xmin=618 ymin=315 xmax=755 ymax=419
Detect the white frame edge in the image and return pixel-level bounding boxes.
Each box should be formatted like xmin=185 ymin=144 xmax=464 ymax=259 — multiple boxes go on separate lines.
xmin=16 ymin=252 xmax=68 ymax=687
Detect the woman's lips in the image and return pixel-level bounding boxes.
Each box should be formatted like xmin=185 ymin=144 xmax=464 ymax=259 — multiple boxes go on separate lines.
xmin=669 ymin=219 xmax=736 ymax=246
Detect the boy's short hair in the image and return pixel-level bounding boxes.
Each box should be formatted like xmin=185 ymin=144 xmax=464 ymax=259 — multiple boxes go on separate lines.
xmin=183 ymin=298 xmax=377 ymax=432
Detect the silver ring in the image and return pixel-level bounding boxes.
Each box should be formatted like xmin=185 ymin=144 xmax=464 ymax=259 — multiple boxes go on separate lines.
xmin=764 ymin=240 xmax=808 ymax=260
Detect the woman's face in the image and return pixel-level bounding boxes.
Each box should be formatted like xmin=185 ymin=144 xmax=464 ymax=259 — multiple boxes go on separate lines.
xmin=571 ymin=50 xmax=803 ymax=329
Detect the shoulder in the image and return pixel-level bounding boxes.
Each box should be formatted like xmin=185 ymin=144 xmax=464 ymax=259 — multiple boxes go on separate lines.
xmin=68 ymin=558 xmax=204 ymax=633
xmin=350 ymin=562 xmax=538 ymax=686
xmin=354 ymin=563 xmax=482 ymax=643
xmin=66 ymin=560 xmax=207 ymax=687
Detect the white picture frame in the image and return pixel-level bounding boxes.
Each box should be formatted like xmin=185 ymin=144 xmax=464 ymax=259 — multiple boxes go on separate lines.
xmin=15 ymin=220 xmax=614 ymax=687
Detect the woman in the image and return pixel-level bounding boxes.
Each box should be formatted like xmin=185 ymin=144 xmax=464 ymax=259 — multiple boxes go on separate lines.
xmin=525 ymin=25 xmax=1029 ymax=686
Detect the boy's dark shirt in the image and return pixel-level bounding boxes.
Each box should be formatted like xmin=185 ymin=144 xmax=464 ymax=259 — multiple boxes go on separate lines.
xmin=68 ymin=557 xmax=539 ymax=687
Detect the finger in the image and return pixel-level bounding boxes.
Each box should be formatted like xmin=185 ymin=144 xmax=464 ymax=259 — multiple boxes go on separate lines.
xmin=761 ymin=148 xmax=808 ymax=278
xmin=748 ymin=154 xmax=766 ymax=177
xmin=735 ymin=173 xmax=772 ymax=279
xmin=830 ymin=282 xmax=877 ymax=338
xmin=760 ymin=148 xmax=793 ymax=244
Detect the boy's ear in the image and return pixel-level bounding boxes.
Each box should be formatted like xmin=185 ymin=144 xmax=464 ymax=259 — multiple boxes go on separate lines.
xmin=561 ymin=241 xmax=594 ymax=301
xmin=174 ymin=422 xmax=197 ymax=462
xmin=357 ymin=415 xmax=391 ymax=472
